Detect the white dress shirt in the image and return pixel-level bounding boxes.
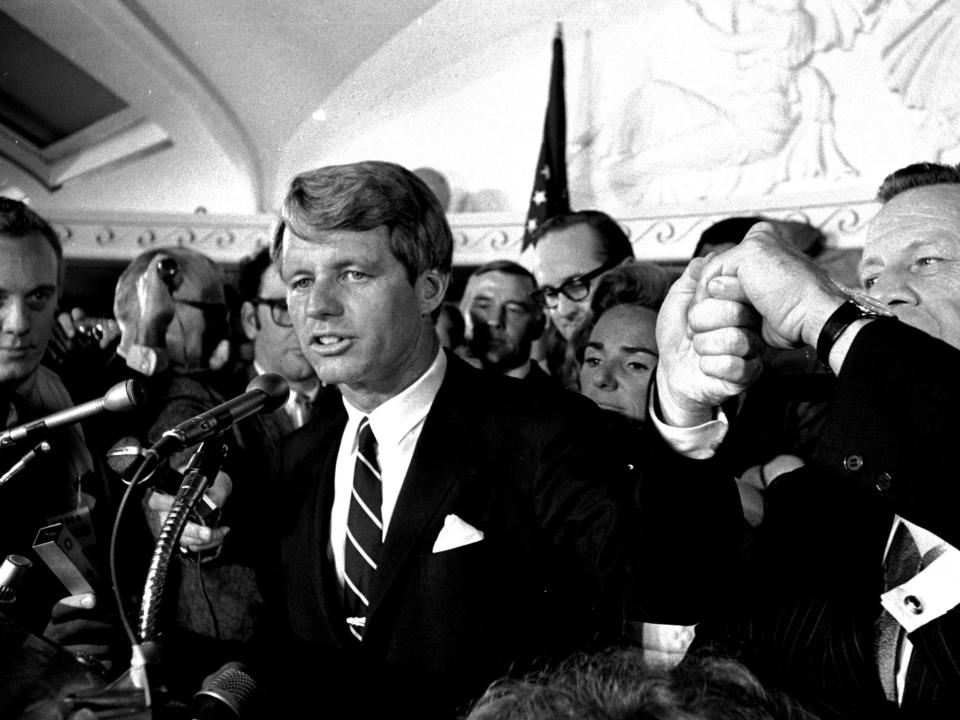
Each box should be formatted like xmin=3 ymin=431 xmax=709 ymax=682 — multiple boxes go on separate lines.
xmin=881 ymin=517 xmax=960 ymax=704
xmin=330 ymin=349 xmax=447 ymax=586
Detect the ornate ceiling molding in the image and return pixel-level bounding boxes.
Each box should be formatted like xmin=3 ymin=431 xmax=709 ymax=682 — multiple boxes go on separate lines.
xmin=47 ymin=196 xmax=877 ymax=268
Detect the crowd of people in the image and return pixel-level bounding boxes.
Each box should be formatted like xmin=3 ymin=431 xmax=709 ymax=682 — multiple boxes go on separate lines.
xmin=0 ymin=157 xmax=957 ymax=720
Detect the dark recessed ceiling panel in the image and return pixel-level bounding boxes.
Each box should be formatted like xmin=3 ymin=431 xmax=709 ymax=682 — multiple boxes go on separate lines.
xmin=0 ymin=10 xmax=128 ymax=149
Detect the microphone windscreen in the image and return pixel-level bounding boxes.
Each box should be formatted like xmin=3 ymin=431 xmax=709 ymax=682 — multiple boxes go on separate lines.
xmin=0 ymin=554 xmax=31 ymax=604
xmin=191 ymin=661 xmax=258 ymax=719
xmin=105 ymin=436 xmax=145 ymax=479
xmin=102 ymin=379 xmax=147 ymax=412
xmin=246 ymin=373 xmax=289 ymax=413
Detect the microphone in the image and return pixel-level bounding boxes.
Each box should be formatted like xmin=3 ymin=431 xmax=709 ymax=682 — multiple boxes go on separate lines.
xmin=105 ymin=436 xmax=147 ymax=484
xmin=0 ymin=379 xmax=147 ymax=448
xmin=0 ymin=441 xmax=51 ymax=487
xmin=190 ymin=661 xmax=258 ymax=719
xmin=0 ymin=554 xmax=31 ymax=604
xmin=146 ymin=374 xmax=289 ymax=459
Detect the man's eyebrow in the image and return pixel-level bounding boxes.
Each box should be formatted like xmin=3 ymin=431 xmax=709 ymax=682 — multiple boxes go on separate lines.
xmin=28 ymin=283 xmax=58 ymax=295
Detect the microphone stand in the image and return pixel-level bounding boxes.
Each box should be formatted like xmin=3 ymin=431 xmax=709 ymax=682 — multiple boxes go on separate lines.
xmin=59 ymin=440 xmax=228 ymax=718
xmin=138 ymin=440 xmax=227 ymax=644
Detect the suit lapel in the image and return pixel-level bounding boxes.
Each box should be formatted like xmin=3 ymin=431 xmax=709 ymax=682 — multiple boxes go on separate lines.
xmin=364 ymin=357 xmax=478 ymax=625
xmin=284 ymin=404 xmax=353 ymax=645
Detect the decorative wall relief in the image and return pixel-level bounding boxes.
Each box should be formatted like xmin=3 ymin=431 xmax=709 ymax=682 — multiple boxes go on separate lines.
xmin=585 ymin=0 xmax=882 ymax=210
xmin=881 ymin=0 xmax=960 ymax=163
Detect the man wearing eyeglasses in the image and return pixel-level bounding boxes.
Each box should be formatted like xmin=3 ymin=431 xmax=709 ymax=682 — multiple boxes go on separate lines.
xmin=530 ymin=211 xmax=635 ymax=388
xmin=237 ymin=247 xmax=322 ymax=429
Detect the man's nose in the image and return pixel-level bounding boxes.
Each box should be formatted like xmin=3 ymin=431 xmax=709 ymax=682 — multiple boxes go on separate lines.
xmin=553 ymin=294 xmax=581 ymax=319
xmin=486 ymin=306 xmax=506 ymax=329
xmin=866 ymin=268 xmax=918 ymax=307
xmin=1 ymin=298 xmax=31 ymax=335
xmin=304 ymin=278 xmax=343 ymax=316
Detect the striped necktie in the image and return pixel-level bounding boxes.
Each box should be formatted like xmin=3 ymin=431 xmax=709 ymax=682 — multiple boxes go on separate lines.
xmin=344 ymin=417 xmax=383 ymax=640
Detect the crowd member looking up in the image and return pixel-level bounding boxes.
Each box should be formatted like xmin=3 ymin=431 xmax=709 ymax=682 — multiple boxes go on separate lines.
xmin=255 ymin=160 xmax=740 ymax=719
xmin=457 ymin=260 xmax=550 ymax=384
xmin=655 ymin=161 xmax=960 ymax=718
xmin=530 ymin=210 xmax=635 ymax=389
xmin=0 ymin=198 xmax=112 ymax=651
xmin=574 ymin=262 xmax=672 ymax=422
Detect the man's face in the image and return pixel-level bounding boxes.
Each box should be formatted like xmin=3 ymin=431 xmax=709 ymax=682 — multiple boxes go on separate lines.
xmin=533 ymin=225 xmax=608 ymax=341
xmin=0 ymin=234 xmax=59 ymax=391
xmin=860 ymin=184 xmax=960 ymax=350
xmin=578 ymin=304 xmax=659 ymax=422
xmin=281 ymin=226 xmax=446 ymax=408
xmin=467 ymin=270 xmax=542 ymax=372
xmin=244 ymin=264 xmax=316 ymax=384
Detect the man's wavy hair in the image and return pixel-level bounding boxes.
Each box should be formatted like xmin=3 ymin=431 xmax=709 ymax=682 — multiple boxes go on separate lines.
xmin=271 ymin=160 xmax=453 ymax=284
xmin=0 ymin=197 xmax=65 ymax=290
xmin=877 ymin=162 xmax=960 ymax=203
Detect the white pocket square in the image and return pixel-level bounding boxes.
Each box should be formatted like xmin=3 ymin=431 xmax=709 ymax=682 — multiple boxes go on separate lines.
xmin=432 ymin=514 xmax=484 ymax=553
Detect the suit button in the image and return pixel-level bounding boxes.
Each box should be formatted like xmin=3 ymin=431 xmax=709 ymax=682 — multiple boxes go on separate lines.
xmin=904 ymin=595 xmax=923 ymax=615
xmin=843 ymin=455 xmax=864 ymax=472
xmin=875 ymin=472 xmax=893 ymax=492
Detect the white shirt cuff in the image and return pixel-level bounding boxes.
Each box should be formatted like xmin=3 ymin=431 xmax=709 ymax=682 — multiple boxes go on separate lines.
xmin=881 ymin=548 xmax=960 ymax=634
xmin=649 ymin=390 xmax=729 ymax=459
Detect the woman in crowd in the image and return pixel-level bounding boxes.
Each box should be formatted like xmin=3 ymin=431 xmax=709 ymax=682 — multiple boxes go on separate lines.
xmin=572 ymin=262 xmax=673 ymax=420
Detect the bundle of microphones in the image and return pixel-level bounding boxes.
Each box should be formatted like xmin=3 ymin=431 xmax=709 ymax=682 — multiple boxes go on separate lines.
xmin=0 ymin=372 xmax=290 ymax=718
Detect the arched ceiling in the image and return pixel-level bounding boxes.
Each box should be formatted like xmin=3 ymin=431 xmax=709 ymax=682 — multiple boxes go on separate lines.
xmin=0 ymin=0 xmax=440 ymax=211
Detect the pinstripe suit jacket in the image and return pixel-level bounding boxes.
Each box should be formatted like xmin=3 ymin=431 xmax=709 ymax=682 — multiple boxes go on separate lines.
xmin=253 ymin=352 xmax=741 ymax=719
xmin=689 ymin=321 xmax=960 ymax=720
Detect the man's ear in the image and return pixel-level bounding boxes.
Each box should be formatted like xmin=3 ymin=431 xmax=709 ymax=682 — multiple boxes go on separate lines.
xmin=240 ymin=300 xmax=259 ymax=340
xmin=208 ymin=338 xmax=231 ymax=371
xmin=416 ymin=269 xmax=450 ymax=317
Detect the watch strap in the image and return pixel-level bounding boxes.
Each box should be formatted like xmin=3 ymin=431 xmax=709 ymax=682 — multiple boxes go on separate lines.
xmin=815 ymin=300 xmax=875 ymax=368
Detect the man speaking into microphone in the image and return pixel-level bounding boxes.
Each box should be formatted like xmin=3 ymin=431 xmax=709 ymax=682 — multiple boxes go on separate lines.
xmin=0 ymin=198 xmax=121 ymax=660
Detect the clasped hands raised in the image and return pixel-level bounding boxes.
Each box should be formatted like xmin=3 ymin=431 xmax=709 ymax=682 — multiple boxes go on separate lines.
xmin=655 ymin=222 xmax=848 ymax=428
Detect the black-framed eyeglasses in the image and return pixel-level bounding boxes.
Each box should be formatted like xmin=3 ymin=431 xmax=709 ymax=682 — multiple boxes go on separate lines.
xmin=251 ymin=297 xmax=292 ymax=327
xmin=530 ymin=258 xmax=621 ymax=309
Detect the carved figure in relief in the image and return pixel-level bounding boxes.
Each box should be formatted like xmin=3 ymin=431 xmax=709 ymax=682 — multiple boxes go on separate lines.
xmin=881 ymin=0 xmax=960 ymax=162
xmin=595 ymin=0 xmax=881 ymax=206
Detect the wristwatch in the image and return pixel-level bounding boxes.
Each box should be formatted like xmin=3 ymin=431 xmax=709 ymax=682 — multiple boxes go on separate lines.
xmin=816 ymin=292 xmax=896 ymax=367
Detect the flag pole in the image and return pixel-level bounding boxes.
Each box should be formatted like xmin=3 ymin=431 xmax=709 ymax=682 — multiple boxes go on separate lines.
xmin=521 ymin=23 xmax=570 ymax=251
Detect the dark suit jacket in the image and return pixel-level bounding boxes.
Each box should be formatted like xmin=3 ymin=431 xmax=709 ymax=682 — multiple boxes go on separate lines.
xmin=254 ymin=352 xmax=740 ymax=719
xmin=689 ymin=321 xmax=960 ymax=720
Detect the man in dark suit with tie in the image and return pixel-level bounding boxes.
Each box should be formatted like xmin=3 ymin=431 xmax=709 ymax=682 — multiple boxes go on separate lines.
xmin=456 ymin=259 xmax=553 ymax=387
xmin=252 ymin=161 xmax=741 ymax=719
xmin=654 ymin=162 xmax=960 ymax=718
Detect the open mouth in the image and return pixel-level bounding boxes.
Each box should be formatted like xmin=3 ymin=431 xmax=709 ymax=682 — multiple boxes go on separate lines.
xmin=310 ymin=334 xmax=350 ymax=353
